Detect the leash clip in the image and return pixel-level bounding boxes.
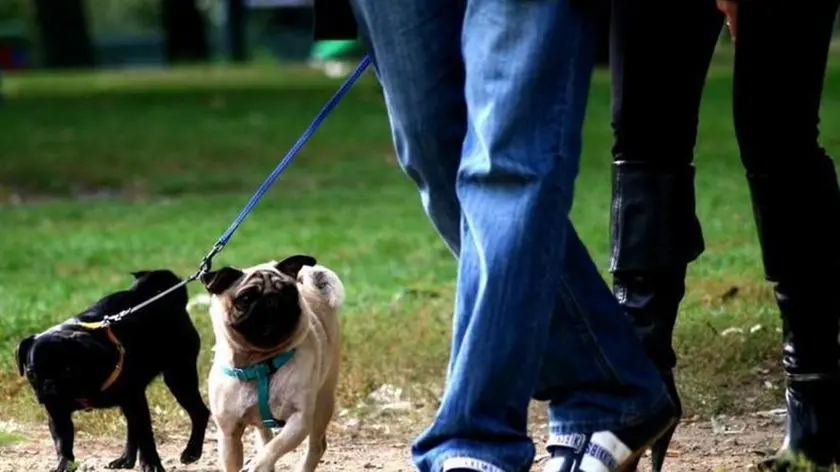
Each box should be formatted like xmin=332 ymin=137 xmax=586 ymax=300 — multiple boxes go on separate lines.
xmin=101 ymin=309 xmax=126 ymax=325
xmin=198 ymin=242 xmax=225 ymax=277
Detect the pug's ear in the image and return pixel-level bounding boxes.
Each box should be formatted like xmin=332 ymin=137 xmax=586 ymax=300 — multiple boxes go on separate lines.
xmin=200 ymin=267 xmax=244 ymax=295
xmin=15 ymin=335 xmax=35 ymax=377
xmin=275 ymin=254 xmax=317 ymax=278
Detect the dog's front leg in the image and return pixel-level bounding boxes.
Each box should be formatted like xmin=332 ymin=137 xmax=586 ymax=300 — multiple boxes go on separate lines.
xmin=123 ymin=395 xmax=165 ymax=472
xmin=46 ymin=407 xmax=75 ymax=472
xmin=253 ymin=425 xmax=274 ymax=450
xmin=217 ymin=425 xmax=245 ymax=472
xmin=106 ymin=404 xmax=139 ymax=469
xmin=244 ymin=412 xmax=310 ymax=472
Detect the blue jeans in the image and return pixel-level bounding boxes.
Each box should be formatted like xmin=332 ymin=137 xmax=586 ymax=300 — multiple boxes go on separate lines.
xmin=348 ymin=1 xmax=672 ymax=471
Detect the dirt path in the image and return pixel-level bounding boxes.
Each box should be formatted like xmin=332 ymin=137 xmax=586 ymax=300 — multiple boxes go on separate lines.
xmin=0 ymin=412 xmax=785 ymax=472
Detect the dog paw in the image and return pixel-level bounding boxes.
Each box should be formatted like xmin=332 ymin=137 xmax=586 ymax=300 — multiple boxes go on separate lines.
xmin=180 ymin=443 xmax=203 ymax=464
xmin=241 ymin=461 xmax=277 ymax=472
xmin=240 ymin=457 xmax=276 ymax=472
xmin=106 ymin=453 xmax=137 ymax=469
xmin=139 ymin=462 xmax=166 ymax=472
xmin=54 ymin=458 xmax=78 ymax=472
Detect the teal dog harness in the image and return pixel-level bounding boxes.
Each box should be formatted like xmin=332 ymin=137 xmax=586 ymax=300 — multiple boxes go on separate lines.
xmin=221 ymin=350 xmax=296 ymax=428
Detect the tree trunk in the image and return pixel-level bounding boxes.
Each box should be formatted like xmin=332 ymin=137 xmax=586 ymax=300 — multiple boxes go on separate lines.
xmin=227 ymin=0 xmax=247 ymax=62
xmin=161 ymin=0 xmax=210 ymax=64
xmin=32 ymin=0 xmax=94 ymax=69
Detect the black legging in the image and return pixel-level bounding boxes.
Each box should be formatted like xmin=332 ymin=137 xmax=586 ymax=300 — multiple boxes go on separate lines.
xmin=734 ymin=1 xmax=839 ymax=176
xmin=610 ymin=0 xmax=723 ymax=170
xmin=611 ymin=0 xmax=839 ymax=172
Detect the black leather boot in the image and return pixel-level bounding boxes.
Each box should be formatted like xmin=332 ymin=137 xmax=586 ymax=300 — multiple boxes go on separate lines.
xmin=746 ymin=166 xmax=840 ymax=471
xmin=609 ymin=161 xmax=705 ymax=472
xmin=755 ymin=283 xmax=840 ymax=471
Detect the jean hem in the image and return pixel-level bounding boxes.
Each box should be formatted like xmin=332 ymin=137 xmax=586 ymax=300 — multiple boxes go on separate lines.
xmin=435 ymin=454 xmax=511 ymax=472
xmin=547 ymin=391 xmax=674 ymax=435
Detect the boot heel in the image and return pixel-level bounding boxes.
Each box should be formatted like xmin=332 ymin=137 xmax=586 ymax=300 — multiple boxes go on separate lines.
xmin=650 ymin=421 xmax=677 ymax=472
xmin=620 ymin=416 xmax=677 ymax=472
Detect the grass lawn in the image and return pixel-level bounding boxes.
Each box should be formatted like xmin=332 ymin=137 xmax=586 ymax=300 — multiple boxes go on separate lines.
xmin=1 ymin=46 xmax=839 ymax=437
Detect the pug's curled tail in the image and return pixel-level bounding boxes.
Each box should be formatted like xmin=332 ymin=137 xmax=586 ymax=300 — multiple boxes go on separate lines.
xmin=301 ymin=265 xmax=345 ymax=311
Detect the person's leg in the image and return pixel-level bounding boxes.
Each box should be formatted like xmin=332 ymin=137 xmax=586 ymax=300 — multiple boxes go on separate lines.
xmin=607 ymin=1 xmax=722 ymax=469
xmin=351 ymin=1 xmax=673 ymax=470
xmin=348 ymin=7 xmax=470 ymax=452
xmin=732 ymin=0 xmax=840 ymax=468
xmin=413 ymin=1 xmax=672 ymax=471
xmin=348 ymin=0 xmax=467 ymax=256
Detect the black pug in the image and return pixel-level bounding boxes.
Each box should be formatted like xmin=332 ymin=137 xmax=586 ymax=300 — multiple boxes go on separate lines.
xmin=14 ymin=270 xmax=210 ymax=472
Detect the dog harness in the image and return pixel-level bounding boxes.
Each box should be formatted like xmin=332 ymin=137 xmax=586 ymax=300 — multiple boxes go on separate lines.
xmin=74 ymin=321 xmax=126 ymax=410
xmin=221 ymin=350 xmax=296 ymax=428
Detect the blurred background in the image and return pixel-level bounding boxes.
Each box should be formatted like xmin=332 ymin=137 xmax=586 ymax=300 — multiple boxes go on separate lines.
xmin=0 ymin=0 xmax=352 ymax=73
xmin=2 ymin=0 xmax=839 ymax=76
xmin=0 ymin=0 xmax=618 ymax=75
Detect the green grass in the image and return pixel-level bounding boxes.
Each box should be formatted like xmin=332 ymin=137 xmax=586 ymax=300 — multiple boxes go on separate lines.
xmin=0 ymin=430 xmax=27 ymax=446
xmin=1 ymin=47 xmax=839 ymax=436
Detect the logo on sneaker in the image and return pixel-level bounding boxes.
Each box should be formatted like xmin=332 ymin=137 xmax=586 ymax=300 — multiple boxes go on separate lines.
xmin=547 ymin=433 xmax=587 ymax=452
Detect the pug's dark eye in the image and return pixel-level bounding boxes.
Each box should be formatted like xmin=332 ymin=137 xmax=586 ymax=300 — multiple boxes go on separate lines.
xmin=234 ymin=291 xmax=258 ymax=311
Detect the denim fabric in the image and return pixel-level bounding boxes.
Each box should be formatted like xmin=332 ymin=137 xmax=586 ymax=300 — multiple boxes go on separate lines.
xmin=348 ymin=1 xmax=671 ymax=470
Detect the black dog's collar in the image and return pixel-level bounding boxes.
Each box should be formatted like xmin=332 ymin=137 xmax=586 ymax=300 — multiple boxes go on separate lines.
xmin=73 ymin=321 xmax=126 ymax=408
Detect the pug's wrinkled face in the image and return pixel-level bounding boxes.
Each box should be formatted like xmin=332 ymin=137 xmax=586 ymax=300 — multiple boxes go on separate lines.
xmin=201 ymin=254 xmax=317 ymax=349
xmin=16 ymin=331 xmax=105 ymax=406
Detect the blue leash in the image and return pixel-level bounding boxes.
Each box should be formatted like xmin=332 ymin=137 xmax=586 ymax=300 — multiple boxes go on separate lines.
xmin=208 ymin=53 xmax=373 ymax=260
xmin=100 ymin=54 xmax=372 ymax=325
